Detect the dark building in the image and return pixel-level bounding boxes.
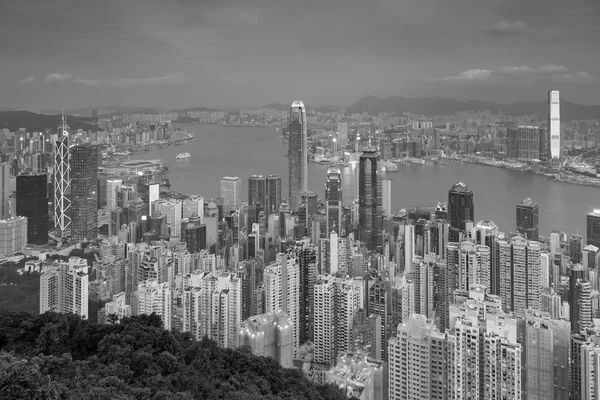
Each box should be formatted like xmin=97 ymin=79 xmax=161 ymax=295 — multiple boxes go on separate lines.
xmin=325 ymin=167 xmax=343 ymax=237
xmin=506 ymin=126 xmax=545 ymax=161
xmin=293 ymin=241 xmax=317 ymax=343
xmin=70 ymin=144 xmax=99 ymax=241
xmin=570 ymin=265 xmax=592 ymax=334
xmin=570 ymin=235 xmax=583 ymax=264
xmin=248 ymin=174 xmax=267 ymax=208
xmin=448 ymin=182 xmax=474 ymax=242
xmin=359 ymin=149 xmax=383 ymax=251
xmin=182 ymin=213 xmax=206 ymax=253
xmin=587 ymin=209 xmax=600 ymax=248
xmin=516 ymin=197 xmax=539 ymax=241
xmin=266 ymin=174 xmax=282 ymax=214
xmin=16 ymin=173 xmax=49 ymax=245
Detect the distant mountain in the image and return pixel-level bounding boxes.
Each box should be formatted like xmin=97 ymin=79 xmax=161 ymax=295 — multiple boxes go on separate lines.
xmin=345 ymin=96 xmax=600 ymax=120
xmin=259 ymin=103 xmax=293 ymax=111
xmin=0 ymin=111 xmax=98 ymax=133
xmin=176 ymin=106 xmax=221 ymax=113
xmin=41 ymin=105 xmax=167 ymax=117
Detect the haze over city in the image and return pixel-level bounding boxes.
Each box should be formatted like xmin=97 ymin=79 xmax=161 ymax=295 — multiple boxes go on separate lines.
xmin=2 ymin=0 xmax=600 ymax=111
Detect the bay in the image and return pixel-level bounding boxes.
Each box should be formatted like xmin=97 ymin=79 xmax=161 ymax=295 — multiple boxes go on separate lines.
xmin=129 ymin=123 xmax=600 ymax=238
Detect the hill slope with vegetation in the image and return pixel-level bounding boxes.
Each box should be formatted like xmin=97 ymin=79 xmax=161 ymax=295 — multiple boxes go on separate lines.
xmin=0 ymin=312 xmax=347 ymax=400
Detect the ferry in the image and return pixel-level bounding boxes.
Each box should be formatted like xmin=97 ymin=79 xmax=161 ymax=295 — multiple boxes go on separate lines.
xmin=176 ymin=152 xmax=191 ymax=160
xmin=381 ymin=161 xmax=399 ymax=172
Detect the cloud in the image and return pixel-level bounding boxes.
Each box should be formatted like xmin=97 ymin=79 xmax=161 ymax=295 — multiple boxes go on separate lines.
xmin=485 ymin=20 xmax=529 ymax=35
xmin=19 ymin=76 xmax=35 ymax=84
xmin=74 ymin=72 xmax=187 ymax=88
xmin=44 ymin=73 xmax=72 ymax=82
xmin=434 ymin=65 xmax=595 ymax=84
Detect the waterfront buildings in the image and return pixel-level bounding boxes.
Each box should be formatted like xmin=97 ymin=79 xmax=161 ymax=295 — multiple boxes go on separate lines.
xmin=587 ymin=209 xmax=600 ymax=248
xmin=288 ymin=101 xmax=308 ymax=211
xmin=507 ymin=125 xmax=544 ymax=161
xmin=448 ymin=182 xmax=474 ymax=242
xmin=220 ymin=176 xmax=241 ymax=209
xmin=517 ymin=197 xmax=539 ymax=241
xmin=548 ymin=90 xmax=561 ymax=159
xmin=248 ymin=174 xmax=267 ymax=208
xmin=358 ymin=149 xmax=382 ymax=251
xmin=16 ymin=173 xmax=48 ymax=245
xmin=70 ymin=144 xmax=99 ymax=241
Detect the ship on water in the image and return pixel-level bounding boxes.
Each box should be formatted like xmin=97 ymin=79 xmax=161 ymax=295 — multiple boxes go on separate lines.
xmin=176 ymin=152 xmax=191 ymax=160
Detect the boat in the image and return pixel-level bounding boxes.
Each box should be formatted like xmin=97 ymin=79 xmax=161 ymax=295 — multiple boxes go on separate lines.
xmin=176 ymin=152 xmax=191 ymax=160
xmin=381 ymin=161 xmax=399 ymax=172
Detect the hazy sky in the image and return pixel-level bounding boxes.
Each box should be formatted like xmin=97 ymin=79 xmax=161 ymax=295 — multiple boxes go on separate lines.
xmin=1 ymin=0 xmax=599 ymax=111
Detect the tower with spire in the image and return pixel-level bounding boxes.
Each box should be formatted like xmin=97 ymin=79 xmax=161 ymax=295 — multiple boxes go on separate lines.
xmin=53 ymin=111 xmax=72 ymax=239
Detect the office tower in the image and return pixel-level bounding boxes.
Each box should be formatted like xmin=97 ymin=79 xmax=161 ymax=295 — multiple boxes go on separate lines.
xmin=358 ymin=149 xmax=382 ymax=251
xmin=220 ymin=176 xmax=241 ymax=209
xmin=148 ymin=183 xmax=159 ymax=212
xmin=517 ymin=197 xmax=539 ymax=241
xmin=53 ymin=117 xmax=71 ymax=238
xmin=337 ymin=122 xmax=348 ymax=147
xmin=518 ymin=311 xmax=570 ymax=400
xmin=248 ymin=174 xmax=267 ymax=207
xmin=388 ymin=314 xmax=447 ymax=400
xmin=382 ymin=178 xmax=392 ymax=218
xmin=16 ymin=173 xmax=48 ymax=245
xmin=325 ymin=167 xmax=343 ymax=237
xmin=0 ymin=162 xmax=10 ymax=219
xmin=135 ymin=279 xmax=172 ymax=330
xmin=40 ymin=257 xmax=89 ymax=319
xmin=587 ymin=209 xmax=600 ymax=248
xmin=106 ymin=179 xmax=122 ymax=209
xmin=448 ymin=182 xmax=474 ymax=242
xmin=506 ymin=126 xmax=543 ymax=160
xmin=238 ymin=311 xmax=293 ymax=368
xmin=548 ymin=90 xmax=561 ymax=159
xmin=314 ymin=275 xmax=336 ymax=365
xmin=350 ymin=309 xmax=382 ymax=360
xmin=404 ymin=224 xmax=415 ymax=273
xmin=156 ymin=199 xmax=182 ymax=238
xmin=182 ymin=195 xmax=204 ymax=221
xmin=288 ymin=101 xmax=308 ymax=211
xmin=265 ymin=174 xmax=282 ymax=214
xmin=570 ymin=234 xmax=583 ymax=264
xmin=0 ymin=216 xmax=27 ymax=256
xmin=70 ymin=144 xmax=99 ymax=241
xmin=182 ymin=215 xmax=206 ymax=253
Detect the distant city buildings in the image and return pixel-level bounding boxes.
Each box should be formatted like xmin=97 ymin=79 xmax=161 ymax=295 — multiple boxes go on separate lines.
xmin=549 ymin=90 xmax=561 ymax=159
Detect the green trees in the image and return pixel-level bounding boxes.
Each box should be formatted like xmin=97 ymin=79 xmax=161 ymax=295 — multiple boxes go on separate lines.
xmin=0 ymin=312 xmax=348 ymax=400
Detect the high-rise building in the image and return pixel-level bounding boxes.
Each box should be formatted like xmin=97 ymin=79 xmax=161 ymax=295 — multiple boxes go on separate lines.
xmin=448 ymin=182 xmax=474 ymax=242
xmin=358 ymin=149 xmax=382 ymax=251
xmin=382 ymin=178 xmax=392 ymax=218
xmin=16 ymin=173 xmax=48 ymax=245
xmin=106 ymin=179 xmax=122 ymax=210
xmin=248 ymin=174 xmax=267 ymax=207
xmin=288 ymin=101 xmax=307 ymax=211
xmin=0 ymin=217 xmax=27 ymax=256
xmin=238 ymin=311 xmax=293 ymax=368
xmin=220 ymin=176 xmax=241 ymax=209
xmin=517 ymin=197 xmax=539 ymax=241
xmin=548 ymin=90 xmax=561 ymax=159
xmin=70 ymin=144 xmax=99 ymax=241
xmin=40 ymin=257 xmax=89 ymax=319
xmin=265 ymin=174 xmax=282 ymax=214
xmin=0 ymin=162 xmax=10 ymax=220
xmin=325 ymin=167 xmax=343 ymax=237
xmin=581 ymin=342 xmax=600 ymax=399
xmin=135 ymin=279 xmax=172 ymax=330
xmin=506 ymin=126 xmax=544 ymax=161
xmin=156 ymin=199 xmax=183 ymax=238
xmin=53 ymin=117 xmax=71 ymax=238
xmin=587 ymin=209 xmax=600 ymax=248
xmin=570 ymin=264 xmax=593 ymax=334
xmin=314 ymin=275 xmax=336 ymax=365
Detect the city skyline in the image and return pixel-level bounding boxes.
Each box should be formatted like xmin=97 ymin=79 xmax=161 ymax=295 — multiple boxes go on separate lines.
xmin=1 ymin=0 xmax=600 ymax=111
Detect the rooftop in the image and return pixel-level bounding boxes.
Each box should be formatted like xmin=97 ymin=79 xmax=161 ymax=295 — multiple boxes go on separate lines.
xmin=451 ymin=181 xmax=471 ymax=193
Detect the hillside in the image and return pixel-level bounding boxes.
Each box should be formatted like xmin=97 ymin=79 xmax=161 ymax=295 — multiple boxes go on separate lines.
xmin=0 ymin=312 xmax=347 ymax=400
xmin=0 ymin=111 xmax=98 ymax=133
xmin=344 ymin=95 xmax=600 ymax=120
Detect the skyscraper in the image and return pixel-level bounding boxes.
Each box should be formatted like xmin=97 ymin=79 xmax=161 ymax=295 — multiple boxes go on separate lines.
xmin=106 ymin=179 xmax=122 ymax=209
xmin=325 ymin=167 xmax=343 ymax=237
xmin=382 ymin=178 xmax=392 ymax=218
xmin=266 ymin=174 xmax=282 ymax=214
xmin=506 ymin=126 xmax=544 ymax=161
xmin=248 ymin=174 xmax=267 ymax=207
xmin=70 ymin=144 xmax=99 ymax=241
xmin=16 ymin=173 xmax=49 ymax=245
xmin=548 ymin=90 xmax=561 ymax=159
xmin=517 ymin=197 xmax=539 ymax=240
xmin=587 ymin=209 xmax=600 ymax=248
xmin=288 ymin=101 xmax=307 ymax=211
xmin=220 ymin=176 xmax=241 ymax=210
xmin=40 ymin=257 xmax=89 ymax=319
xmin=359 ymin=149 xmax=382 ymax=251
xmin=448 ymin=182 xmax=474 ymax=242
xmin=0 ymin=162 xmax=10 ymax=220
xmin=53 ymin=116 xmax=71 ymax=238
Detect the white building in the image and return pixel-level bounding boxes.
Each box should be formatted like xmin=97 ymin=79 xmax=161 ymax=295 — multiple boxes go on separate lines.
xmin=0 ymin=216 xmax=27 ymax=257
xmin=548 ymin=90 xmax=561 ymax=159
xmin=156 ymin=198 xmax=183 ymax=238
xmin=314 ymin=275 xmax=336 ymax=365
xmin=239 ymin=311 xmax=294 ymax=368
xmin=220 ymin=176 xmax=241 ymax=209
xmin=382 ymin=178 xmax=392 ymax=218
xmin=135 ymin=279 xmax=172 ymax=330
xmin=106 ymin=179 xmax=122 ymax=209
xmin=40 ymin=256 xmax=89 ymax=319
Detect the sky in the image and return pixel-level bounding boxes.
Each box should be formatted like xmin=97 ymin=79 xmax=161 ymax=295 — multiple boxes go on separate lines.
xmin=1 ymin=0 xmax=599 ymax=111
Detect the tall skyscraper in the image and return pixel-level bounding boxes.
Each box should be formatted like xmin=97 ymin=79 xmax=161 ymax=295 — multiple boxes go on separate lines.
xmin=0 ymin=162 xmax=10 ymax=220
xmin=16 ymin=173 xmax=48 ymax=245
xmin=106 ymin=179 xmax=122 ymax=210
xmin=382 ymin=178 xmax=392 ymax=218
xmin=70 ymin=144 xmax=99 ymax=241
xmin=53 ymin=116 xmax=71 ymax=238
xmin=220 ymin=176 xmax=241 ymax=210
xmin=548 ymin=90 xmax=561 ymax=159
xmin=359 ymin=149 xmax=382 ymax=251
xmin=506 ymin=126 xmax=544 ymax=161
xmin=288 ymin=101 xmax=307 ymax=211
xmin=448 ymin=182 xmax=474 ymax=242
xmin=587 ymin=209 xmax=600 ymax=248
xmin=517 ymin=197 xmax=539 ymax=240
xmin=266 ymin=174 xmax=282 ymax=214
xmin=248 ymin=174 xmax=267 ymax=207
xmin=325 ymin=167 xmax=343 ymax=237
